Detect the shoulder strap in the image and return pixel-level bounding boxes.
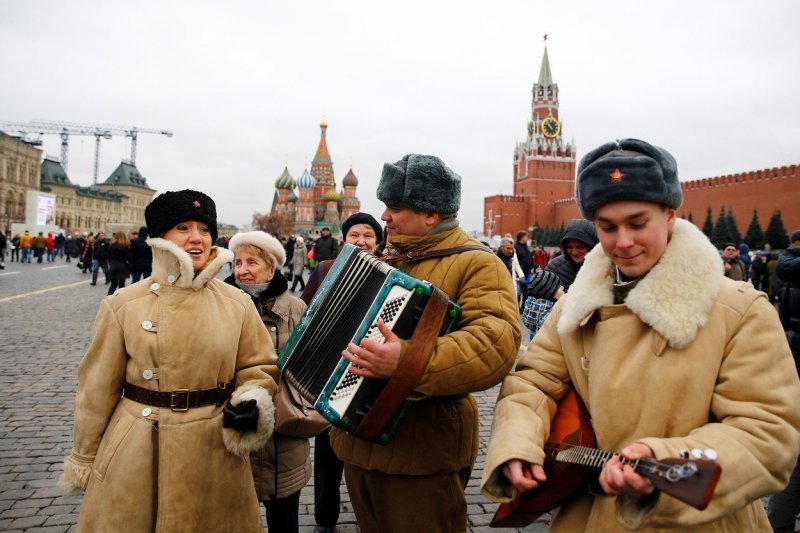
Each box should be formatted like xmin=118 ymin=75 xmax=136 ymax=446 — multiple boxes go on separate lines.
xmin=384 ymin=244 xmax=493 ymax=264
xmin=353 ymin=286 xmax=450 ymax=441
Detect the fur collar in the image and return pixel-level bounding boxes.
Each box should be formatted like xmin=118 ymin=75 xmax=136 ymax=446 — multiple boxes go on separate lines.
xmin=147 ymin=237 xmax=233 ymax=290
xmin=557 ymin=219 xmax=723 ymax=349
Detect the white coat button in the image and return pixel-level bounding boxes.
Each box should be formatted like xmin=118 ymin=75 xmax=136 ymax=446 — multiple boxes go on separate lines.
xmin=142 ymin=408 xmax=152 ymax=417
xmin=690 ymin=448 xmax=704 ymax=459
xmin=270 ymin=326 xmax=277 ymax=331
xmin=142 ymin=320 xmax=153 ymax=330
xmin=143 ymin=369 xmax=154 ymax=380
xmin=151 ymin=283 xmax=160 ymax=291
xmin=167 ymin=275 xmax=176 ymax=284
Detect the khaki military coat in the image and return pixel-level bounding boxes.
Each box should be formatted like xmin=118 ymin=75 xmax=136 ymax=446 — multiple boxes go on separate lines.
xmin=481 ymin=220 xmax=800 ymax=532
xmin=331 ymin=224 xmax=521 ymax=474
xmin=60 ymin=238 xmax=279 ymax=533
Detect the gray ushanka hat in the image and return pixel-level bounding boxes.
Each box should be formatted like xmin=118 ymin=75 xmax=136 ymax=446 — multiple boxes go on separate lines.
xmin=376 ymin=154 xmax=461 ymax=216
xmin=575 ymin=138 xmax=682 ymax=219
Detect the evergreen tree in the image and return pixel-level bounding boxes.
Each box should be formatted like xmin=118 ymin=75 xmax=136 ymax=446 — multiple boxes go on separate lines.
xmin=711 ymin=206 xmax=731 ymax=249
xmin=726 ymin=207 xmax=742 ymax=244
xmin=702 ymin=207 xmax=714 ymax=237
xmin=765 ymin=210 xmax=790 ymax=249
xmin=744 ymin=209 xmax=764 ymax=249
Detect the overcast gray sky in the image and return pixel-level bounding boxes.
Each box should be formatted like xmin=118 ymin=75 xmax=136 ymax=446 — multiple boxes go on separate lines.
xmin=2 ymin=0 xmax=798 ymax=233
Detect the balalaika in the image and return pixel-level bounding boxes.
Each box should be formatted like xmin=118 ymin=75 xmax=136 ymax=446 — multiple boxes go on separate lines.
xmin=278 ymin=243 xmax=461 ymax=444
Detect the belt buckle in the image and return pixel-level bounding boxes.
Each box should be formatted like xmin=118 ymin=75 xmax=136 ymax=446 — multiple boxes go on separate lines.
xmin=170 ymin=389 xmax=190 ymax=411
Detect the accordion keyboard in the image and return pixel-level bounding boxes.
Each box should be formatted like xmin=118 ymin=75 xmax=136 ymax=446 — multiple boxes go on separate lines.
xmin=327 ymin=285 xmax=414 ymax=415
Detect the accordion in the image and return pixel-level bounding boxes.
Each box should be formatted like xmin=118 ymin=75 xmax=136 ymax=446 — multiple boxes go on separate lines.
xmin=278 ymin=243 xmax=461 ymax=444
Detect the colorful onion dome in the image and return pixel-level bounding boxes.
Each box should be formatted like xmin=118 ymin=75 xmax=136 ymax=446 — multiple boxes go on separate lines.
xmin=342 ymin=168 xmax=358 ymax=187
xmin=296 ymin=168 xmax=316 ymax=189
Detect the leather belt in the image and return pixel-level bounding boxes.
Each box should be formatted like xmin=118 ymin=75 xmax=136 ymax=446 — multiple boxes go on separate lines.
xmin=123 ymin=381 xmax=233 ymax=411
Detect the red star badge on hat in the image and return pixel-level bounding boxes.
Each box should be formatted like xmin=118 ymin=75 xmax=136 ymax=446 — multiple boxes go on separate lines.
xmin=193 ymin=200 xmax=201 ymax=208
xmin=610 ymin=168 xmax=624 ymax=182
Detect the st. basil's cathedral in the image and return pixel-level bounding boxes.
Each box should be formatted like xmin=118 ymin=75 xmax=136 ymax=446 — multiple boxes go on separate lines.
xmin=270 ymin=118 xmax=361 ymax=236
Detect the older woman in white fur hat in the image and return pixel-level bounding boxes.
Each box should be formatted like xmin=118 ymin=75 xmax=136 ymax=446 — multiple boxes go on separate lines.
xmin=224 ymin=231 xmax=309 ymax=533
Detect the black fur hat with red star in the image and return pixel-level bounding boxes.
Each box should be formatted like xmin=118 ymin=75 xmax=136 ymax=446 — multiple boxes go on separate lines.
xmin=145 ymin=189 xmax=218 ymax=242
xmin=575 ymin=138 xmax=682 ymax=220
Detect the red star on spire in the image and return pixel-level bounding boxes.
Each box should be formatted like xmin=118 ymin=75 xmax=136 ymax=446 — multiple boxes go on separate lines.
xmin=193 ymin=200 xmax=201 ymax=208
xmin=610 ymin=168 xmax=624 ymax=182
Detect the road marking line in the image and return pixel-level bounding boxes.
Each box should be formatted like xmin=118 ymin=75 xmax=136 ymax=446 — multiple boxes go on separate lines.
xmin=42 ymin=265 xmax=69 ymax=271
xmin=0 ymin=271 xmax=20 ymax=276
xmin=0 ymin=279 xmax=92 ymax=302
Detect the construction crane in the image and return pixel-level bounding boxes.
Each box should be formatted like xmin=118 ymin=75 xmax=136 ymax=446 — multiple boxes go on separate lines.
xmin=0 ymin=119 xmax=172 ymax=184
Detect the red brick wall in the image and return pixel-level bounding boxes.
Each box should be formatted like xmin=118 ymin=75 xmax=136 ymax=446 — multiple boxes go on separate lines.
xmin=680 ymin=165 xmax=799 ymax=237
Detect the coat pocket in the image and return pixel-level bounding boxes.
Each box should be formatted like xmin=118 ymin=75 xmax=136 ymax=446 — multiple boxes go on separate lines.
xmin=92 ymin=409 xmax=137 ymax=481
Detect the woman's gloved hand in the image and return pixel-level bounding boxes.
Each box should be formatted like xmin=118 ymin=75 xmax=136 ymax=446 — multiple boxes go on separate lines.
xmin=223 ymin=399 xmax=259 ymax=431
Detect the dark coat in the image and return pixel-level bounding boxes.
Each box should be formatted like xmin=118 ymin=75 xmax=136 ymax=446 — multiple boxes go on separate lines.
xmin=129 ymin=228 xmax=153 ymax=275
xmin=514 ymin=241 xmax=533 ymax=277
xmin=107 ymin=244 xmax=131 ymax=280
xmin=314 ymin=234 xmax=339 ymax=261
xmin=778 ymin=247 xmax=800 ymax=335
xmin=544 ymin=219 xmax=599 ymax=291
xmin=93 ymin=239 xmax=110 ymax=261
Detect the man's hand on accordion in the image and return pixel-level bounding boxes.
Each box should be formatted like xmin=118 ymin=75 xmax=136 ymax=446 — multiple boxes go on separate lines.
xmin=343 ymin=319 xmax=402 ymax=379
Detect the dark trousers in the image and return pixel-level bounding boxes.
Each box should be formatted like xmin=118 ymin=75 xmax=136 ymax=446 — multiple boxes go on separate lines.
xmin=290 ymin=272 xmax=305 ymax=292
xmin=769 ymin=455 xmax=800 ymax=532
xmin=108 ymin=278 xmax=126 ymax=295
xmin=314 ymin=428 xmax=344 ymax=528
xmin=264 ymin=490 xmax=301 ymax=533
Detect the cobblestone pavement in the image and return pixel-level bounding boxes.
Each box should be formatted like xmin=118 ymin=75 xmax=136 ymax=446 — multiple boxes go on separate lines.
xmin=0 ymin=259 xmax=784 ymax=532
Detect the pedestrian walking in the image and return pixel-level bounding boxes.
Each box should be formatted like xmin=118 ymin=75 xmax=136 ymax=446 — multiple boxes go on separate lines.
xmin=19 ymin=230 xmax=32 ymax=263
xmin=34 ymin=231 xmax=47 ymax=263
xmin=46 ymin=232 xmax=56 ymax=262
xmin=63 ymin=235 xmax=74 ymax=262
xmin=91 ymin=232 xmax=110 ymax=285
xmin=10 ymin=232 xmax=20 ymax=262
xmin=106 ymin=231 xmax=131 ymax=295
xmin=0 ymin=231 xmax=6 ymax=269
xmin=290 ymin=237 xmax=307 ymax=292
xmin=59 ymin=189 xmax=279 ymax=532
xmin=80 ymin=233 xmax=94 ymax=273
xmin=129 ymin=226 xmax=153 ymax=282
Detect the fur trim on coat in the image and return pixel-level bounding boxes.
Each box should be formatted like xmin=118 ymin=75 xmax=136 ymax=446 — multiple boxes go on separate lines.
xmin=557 ymin=219 xmax=722 ymax=349
xmin=223 ymin=383 xmax=275 ymax=455
xmin=58 ymin=457 xmax=92 ymax=494
xmin=146 ymin=237 xmax=233 ymax=290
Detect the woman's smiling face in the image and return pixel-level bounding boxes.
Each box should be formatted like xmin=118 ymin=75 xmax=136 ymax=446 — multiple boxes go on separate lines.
xmin=162 ymin=220 xmax=212 ymax=271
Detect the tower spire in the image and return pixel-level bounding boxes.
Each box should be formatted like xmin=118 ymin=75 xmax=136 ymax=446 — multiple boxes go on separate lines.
xmin=537 ymin=35 xmax=553 ymax=86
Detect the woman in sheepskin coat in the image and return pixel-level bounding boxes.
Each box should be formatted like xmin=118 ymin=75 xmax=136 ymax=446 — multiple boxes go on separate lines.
xmin=60 ymin=190 xmax=279 ymax=533
xmin=225 ymin=230 xmax=310 ymax=533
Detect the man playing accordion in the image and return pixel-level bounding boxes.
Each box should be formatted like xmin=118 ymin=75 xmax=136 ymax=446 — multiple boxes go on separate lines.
xmin=329 ymin=154 xmax=521 ymax=533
